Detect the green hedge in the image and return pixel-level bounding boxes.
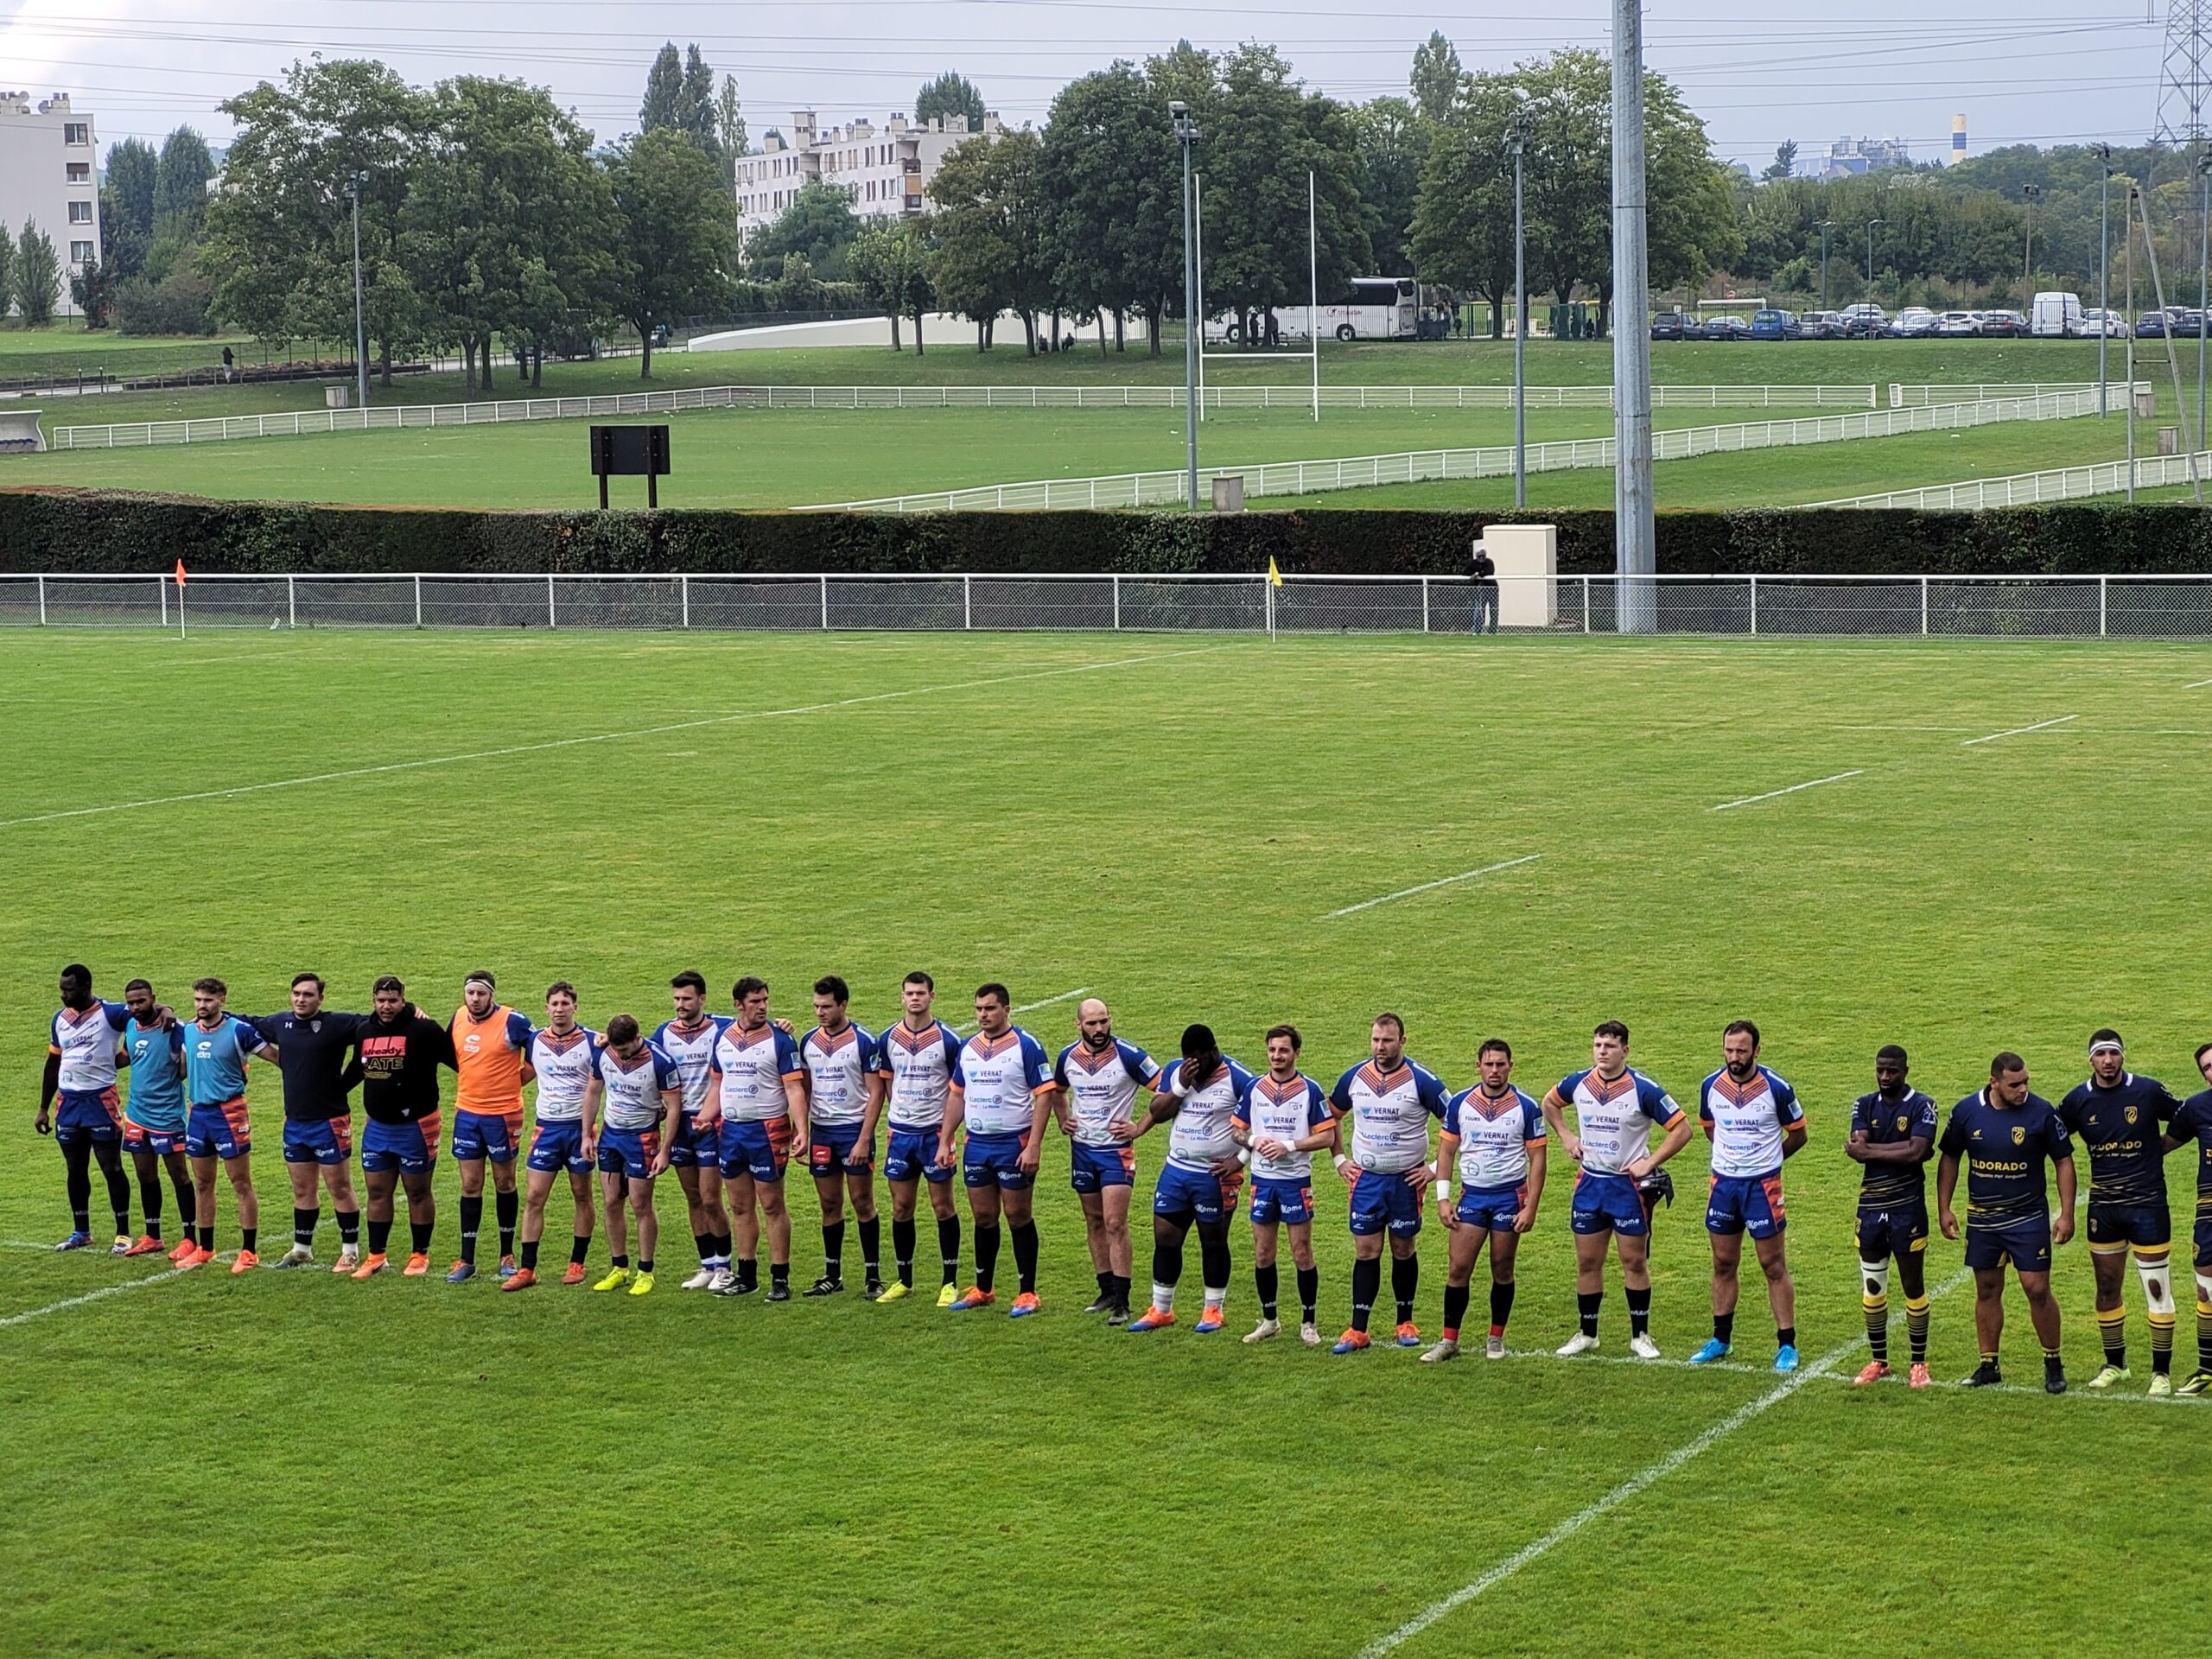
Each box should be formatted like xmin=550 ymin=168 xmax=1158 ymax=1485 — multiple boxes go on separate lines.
xmin=4 ymin=487 xmax=2212 ymax=575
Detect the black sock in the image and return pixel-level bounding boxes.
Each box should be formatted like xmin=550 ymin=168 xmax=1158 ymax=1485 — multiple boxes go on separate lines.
xmin=99 ymin=1154 xmax=130 ymax=1235
xmin=1714 ymin=1310 xmax=1736 ymax=1347
xmin=241 ymin=1227 xmax=257 ymax=1255
xmin=859 ymin=1216 xmax=880 ymax=1280
xmin=1196 ymin=1228 xmax=1229 ymax=1300
xmin=1153 ymin=1234 xmax=1185 ymax=1293
xmin=1777 ymin=1325 xmax=1796 ymax=1350
xmin=712 ymin=1230 xmax=732 ymax=1264
xmin=1391 ymin=1254 xmax=1419 ymax=1325
xmin=1112 ymin=1273 xmax=1132 ymax=1306
xmin=197 ymin=1224 xmax=214 ymax=1251
xmin=694 ymin=1230 xmax=714 ymax=1267
xmin=137 ymin=1166 xmax=164 ymax=1231
xmin=459 ymin=1195 xmax=482 ymax=1264
xmin=938 ymin=1215 xmax=962 ymax=1285
xmin=495 ymin=1188 xmax=518 ymax=1255
xmin=823 ymin=1218 xmax=845 ymax=1278
xmin=1010 ymin=1221 xmax=1040 ymax=1296
xmin=639 ymin=1256 xmax=654 ymax=1274
xmin=294 ymin=1207 xmax=318 ymax=1248
xmin=1578 ymin=1289 xmax=1602 ymax=1337
xmin=410 ymin=1218 xmax=433 ymax=1255
xmin=770 ymin=1261 xmax=790 ymax=1289
xmin=521 ymin=1239 xmax=540 ymax=1270
xmin=1351 ymin=1256 xmax=1381 ymax=1332
xmin=174 ymin=1174 xmax=196 ymax=1231
xmin=1297 ymin=1265 xmax=1319 ymax=1321
xmin=336 ymin=1207 xmax=359 ymax=1246
xmin=1491 ymin=1279 xmax=1516 ymax=1334
xmin=975 ymin=1222 xmax=1001 ymax=1294
xmin=1255 ymin=1262 xmax=1280 ymax=1319
xmin=369 ymin=1217 xmax=392 ymax=1255
xmin=1097 ymin=1269 xmax=1113 ymax=1296
xmin=893 ymin=1218 xmax=918 ymax=1286
xmin=572 ymin=1233 xmax=592 ymax=1267
xmin=1627 ymin=1286 xmax=1651 ymax=1337
xmin=1443 ymin=1281 xmax=1470 ymax=1337
xmin=612 ymin=1254 xmax=630 ymax=1269
xmin=64 ymin=1142 xmax=92 ymax=1234
xmin=737 ymin=1255 xmax=758 ymax=1287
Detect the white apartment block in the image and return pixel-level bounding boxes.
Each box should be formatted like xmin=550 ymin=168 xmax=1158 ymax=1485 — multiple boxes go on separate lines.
xmin=734 ymin=110 xmax=1001 ymax=236
xmin=0 ymin=92 xmax=100 ymax=315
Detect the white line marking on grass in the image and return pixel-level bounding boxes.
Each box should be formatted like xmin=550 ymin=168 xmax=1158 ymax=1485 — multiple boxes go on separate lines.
xmin=1323 ymin=855 xmax=1542 ymax=919
xmin=1710 ymin=770 xmax=1864 ymax=811
xmin=0 ymin=646 xmax=1230 ymax=830
xmin=0 ymin=1268 xmax=188 ymax=1329
xmin=1355 ymin=1263 xmax=1971 ymax=1659
xmin=1960 ymin=714 xmax=2077 ymax=747
xmin=2186 ymin=677 xmax=2212 ymax=689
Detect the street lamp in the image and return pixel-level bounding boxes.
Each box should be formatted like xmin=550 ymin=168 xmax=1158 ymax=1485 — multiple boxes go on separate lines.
xmin=1817 ymin=219 xmax=1833 ymax=312
xmin=2098 ymin=143 xmax=2112 ymax=416
xmin=2022 ymin=183 xmax=2041 ymax=304
xmin=1865 ymin=218 xmax=1885 ymax=297
xmin=1507 ymin=105 xmax=1532 ymax=509
xmin=346 ymin=169 xmax=368 ymax=409
xmin=1171 ymin=101 xmax=1199 ymax=512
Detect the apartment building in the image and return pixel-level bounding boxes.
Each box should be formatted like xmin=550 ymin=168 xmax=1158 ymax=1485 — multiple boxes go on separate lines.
xmin=0 ymin=92 xmax=100 ymax=315
xmin=734 ymin=110 xmax=1001 ymax=235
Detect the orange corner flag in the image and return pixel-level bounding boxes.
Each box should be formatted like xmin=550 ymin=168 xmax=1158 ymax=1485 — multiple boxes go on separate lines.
xmin=1266 ymin=557 xmax=1283 ymax=588
xmin=174 ymin=560 xmax=188 ymax=587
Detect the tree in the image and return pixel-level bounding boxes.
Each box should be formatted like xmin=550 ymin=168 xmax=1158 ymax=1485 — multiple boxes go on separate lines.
xmin=152 ymin=126 xmax=216 ymax=237
xmin=715 ymin=74 xmax=747 ymax=185
xmin=1038 ymin=61 xmax=1181 ymax=353
xmin=927 ymin=126 xmax=1050 ymax=351
xmin=0 ymin=226 xmax=12 ymax=323
xmin=679 ymin=46 xmax=718 ymax=155
xmin=747 ymin=181 xmax=859 ymax=281
xmin=601 ymin=126 xmax=737 ymax=376
xmin=1764 ymin=140 xmax=1798 ymax=183
xmin=848 ymin=217 xmax=935 ymax=351
xmin=916 ymin=72 xmax=986 ymax=130
xmin=640 ymin=43 xmax=684 ymax=135
xmin=1409 ymin=31 xmax=1462 ymax=125
xmin=1409 ymin=72 xmax=1521 ymax=335
xmin=1356 ymin=96 xmax=1421 ymax=276
xmin=69 ymin=257 xmax=114 ymax=327
xmin=16 ymin=220 xmax=60 ymax=325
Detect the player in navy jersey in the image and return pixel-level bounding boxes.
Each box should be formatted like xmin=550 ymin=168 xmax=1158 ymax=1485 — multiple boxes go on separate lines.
xmin=1846 ymin=1045 xmax=1940 ymax=1388
xmin=654 ymin=972 xmax=733 ymax=1292
xmin=875 ymin=972 xmax=965 ymax=1305
xmin=938 ymin=984 xmax=1057 ymax=1317
xmin=799 ymin=976 xmax=886 ymax=1298
xmin=1326 ymin=1013 xmax=1451 ymax=1354
xmin=245 ymin=972 xmax=368 ymax=1274
xmin=37 ymin=963 xmax=137 ymax=1252
xmin=1688 ymin=1021 xmax=1809 ymax=1374
xmin=1118 ymin=1025 xmax=1254 ymax=1333
xmin=1054 ymin=998 xmax=1160 ymax=1323
xmin=2059 ymin=1030 xmax=2184 ymax=1394
xmin=1542 ymin=1020 xmax=1692 ymax=1360
xmin=1425 ymin=1039 xmax=1547 ymax=1362
xmin=2162 ymin=1043 xmax=2212 ymax=1394
xmin=1231 ymin=1024 xmax=1336 ymax=1345
xmin=1938 ymin=1052 xmax=2076 ymax=1392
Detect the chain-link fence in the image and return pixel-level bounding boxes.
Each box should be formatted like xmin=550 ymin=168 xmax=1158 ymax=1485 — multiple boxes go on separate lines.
xmin=10 ymin=571 xmax=2212 ymax=639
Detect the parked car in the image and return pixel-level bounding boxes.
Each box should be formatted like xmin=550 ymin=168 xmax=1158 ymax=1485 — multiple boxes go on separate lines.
xmin=1977 ymin=310 xmax=2027 ymax=339
xmin=1651 ymin=312 xmax=1703 ymax=340
xmin=1886 ymin=307 xmax=1940 ymax=338
xmin=2163 ymin=307 xmax=2207 ymax=337
xmin=2135 ymin=310 xmax=2172 ymax=337
xmin=1838 ymin=303 xmax=1887 ymax=339
xmin=1797 ymin=310 xmax=1845 ymax=340
xmin=2079 ymin=308 xmax=2127 ymax=338
xmin=1701 ymin=315 xmax=1751 ymax=340
xmin=1934 ymin=310 xmax=1981 ymax=337
xmin=1749 ymin=308 xmax=1801 ymax=340
xmin=2030 ymin=291 xmax=2083 ymax=338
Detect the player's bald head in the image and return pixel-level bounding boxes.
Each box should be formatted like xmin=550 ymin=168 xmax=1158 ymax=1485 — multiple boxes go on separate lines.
xmin=1078 ymin=998 xmax=1109 ymax=1020
xmin=1078 ymin=998 xmax=1113 ymax=1046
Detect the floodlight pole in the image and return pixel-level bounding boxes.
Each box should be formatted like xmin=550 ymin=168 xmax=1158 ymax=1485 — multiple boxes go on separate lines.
xmin=347 ymin=170 xmax=368 ymax=409
xmin=2022 ymin=184 xmax=2040 ymax=302
xmin=2098 ymin=147 xmax=2111 ymax=416
xmin=1173 ymin=102 xmax=1200 ymax=511
xmin=2198 ymin=148 xmax=2209 ymax=454
xmin=1509 ymin=108 xmax=1530 ymax=508
xmin=1817 ymin=220 xmax=1832 ymax=312
xmin=1866 ymin=219 xmax=1884 ymax=293
xmin=1611 ymin=0 xmax=1656 ymax=632
xmin=2126 ymin=185 xmax=2136 ymax=500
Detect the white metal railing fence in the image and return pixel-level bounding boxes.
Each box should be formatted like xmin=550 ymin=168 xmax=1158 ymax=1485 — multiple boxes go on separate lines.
xmin=1802 ymin=448 xmax=2212 ymax=510
xmin=803 ymin=387 xmax=2124 ymax=513
xmin=9 ymin=570 xmax=2212 ymax=640
xmin=1890 ymin=381 xmax=2146 ymax=407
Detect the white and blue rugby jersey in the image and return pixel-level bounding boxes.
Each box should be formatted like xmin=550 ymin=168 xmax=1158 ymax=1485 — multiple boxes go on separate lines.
xmin=1055 ymin=1037 xmax=1162 ymax=1147
xmin=878 ymin=1018 xmax=963 ymax=1131
xmin=652 ymin=1015 xmax=728 ymax=1117
xmin=804 ymin=1022 xmax=880 ymax=1128
xmin=529 ymin=1027 xmax=600 ymax=1124
xmin=709 ymin=1020 xmax=804 ymax=1123
xmin=1553 ymin=1067 xmax=1684 ymax=1176
xmin=1235 ymin=1071 xmax=1333 ymax=1181
xmin=1698 ymin=1065 xmax=1805 ymax=1179
xmin=1158 ymin=1056 xmax=1257 ymax=1172
xmin=952 ymin=1028 xmax=1052 ymax=1137
xmin=594 ymin=1042 xmax=680 ymax=1132
xmin=50 ymin=1001 xmax=129 ymax=1092
xmin=1444 ymin=1084 xmax=1546 ymax=1190
xmin=1330 ymin=1057 xmax=1451 ymax=1174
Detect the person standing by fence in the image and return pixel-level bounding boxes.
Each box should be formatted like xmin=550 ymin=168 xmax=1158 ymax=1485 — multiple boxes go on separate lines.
xmin=1470 ymin=538 xmax=1498 ymax=635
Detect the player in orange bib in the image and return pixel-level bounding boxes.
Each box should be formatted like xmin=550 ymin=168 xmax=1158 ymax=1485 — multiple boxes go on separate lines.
xmin=447 ymin=971 xmax=536 ymax=1283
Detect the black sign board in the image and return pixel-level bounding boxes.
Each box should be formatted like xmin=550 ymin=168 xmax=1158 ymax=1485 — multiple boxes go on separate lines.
xmin=588 ymin=423 xmax=671 ymax=509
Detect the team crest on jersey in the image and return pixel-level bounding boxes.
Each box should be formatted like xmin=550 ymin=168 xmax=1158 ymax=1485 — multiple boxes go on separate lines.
xmin=2011 ymin=1125 xmax=2026 ymax=1146
xmin=2125 ymin=1105 xmax=2139 ymax=1125
xmin=310 ymin=1019 xmax=321 ymax=1033
xmin=1895 ymin=1116 xmax=1907 ymax=1132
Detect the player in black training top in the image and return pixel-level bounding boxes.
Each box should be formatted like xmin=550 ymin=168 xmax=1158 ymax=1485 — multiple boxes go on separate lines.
xmin=2163 ymin=1043 xmax=2212 ymax=1395
xmin=2058 ymin=1029 xmax=2183 ymax=1395
xmin=246 ymin=973 xmax=369 ymax=1274
xmin=1846 ymin=1044 xmax=1939 ymax=1389
xmin=1938 ymin=1052 xmax=2076 ymax=1393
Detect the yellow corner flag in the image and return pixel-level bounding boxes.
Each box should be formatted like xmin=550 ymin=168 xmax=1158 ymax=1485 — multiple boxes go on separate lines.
xmin=1266 ymin=557 xmax=1283 ymax=588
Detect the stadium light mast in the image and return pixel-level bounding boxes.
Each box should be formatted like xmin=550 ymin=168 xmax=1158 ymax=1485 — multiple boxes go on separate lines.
xmin=1172 ymin=101 xmax=1200 ymax=512
xmin=1817 ymin=220 xmax=1833 ymax=312
xmin=1611 ymin=0 xmax=1656 ymax=632
xmin=2098 ymin=144 xmax=2112 ymax=416
xmin=2197 ymin=148 xmax=2209 ymax=451
xmin=1507 ymin=104 xmax=1532 ymax=508
xmin=1865 ymin=218 xmax=1885 ymax=294
xmin=2022 ymin=184 xmax=2041 ymax=302
xmin=347 ymin=170 xmax=368 ymax=410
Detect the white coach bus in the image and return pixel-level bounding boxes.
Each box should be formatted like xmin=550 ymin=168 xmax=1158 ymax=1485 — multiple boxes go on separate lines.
xmin=1204 ymin=277 xmax=1421 ymax=345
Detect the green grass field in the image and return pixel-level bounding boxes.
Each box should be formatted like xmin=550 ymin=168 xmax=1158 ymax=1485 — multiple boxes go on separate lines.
xmin=4 ymin=628 xmax=2211 ymax=1657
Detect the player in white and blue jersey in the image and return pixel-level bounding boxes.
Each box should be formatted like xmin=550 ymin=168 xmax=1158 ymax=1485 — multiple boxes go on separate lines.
xmin=1327 ymin=1013 xmax=1451 ymax=1354
xmin=1542 ymin=1020 xmax=1693 ymax=1359
xmin=503 ymin=982 xmax=600 ymax=1292
xmin=875 ymin=971 xmax=964 ymax=1305
xmin=1424 ymin=1039 xmax=1548 ymax=1363
xmin=37 ymin=963 xmax=136 ymax=1252
xmin=1118 ymin=1024 xmax=1254 ymax=1333
xmin=1230 ymin=1023 xmax=1336 ymax=1345
xmin=938 ymin=983 xmax=1056 ymax=1317
xmin=801 ymin=975 xmax=886 ymax=1299
xmin=1689 ymin=1020 xmax=1809 ymax=1373
xmin=655 ymin=971 xmax=734 ymax=1291
xmin=583 ymin=1013 xmax=682 ymax=1297
xmin=702 ymin=976 xmax=808 ymax=1300
xmin=1054 ymin=997 xmax=1160 ymax=1324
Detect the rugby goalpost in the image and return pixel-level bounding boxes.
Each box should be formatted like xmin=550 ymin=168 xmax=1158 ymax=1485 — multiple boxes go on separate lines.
xmin=1195 ymin=171 xmax=1321 ymax=424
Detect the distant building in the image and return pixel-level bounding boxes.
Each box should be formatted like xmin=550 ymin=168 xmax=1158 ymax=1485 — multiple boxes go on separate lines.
xmin=1948 ymin=113 xmax=1967 ymax=167
xmin=735 ymin=110 xmax=1002 ymax=235
xmin=0 ymin=92 xmax=100 ymax=316
xmin=1821 ymin=136 xmax=1912 ymax=179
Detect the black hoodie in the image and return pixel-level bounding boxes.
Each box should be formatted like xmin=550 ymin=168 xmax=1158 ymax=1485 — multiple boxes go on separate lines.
xmin=354 ymin=1003 xmax=456 ymax=1125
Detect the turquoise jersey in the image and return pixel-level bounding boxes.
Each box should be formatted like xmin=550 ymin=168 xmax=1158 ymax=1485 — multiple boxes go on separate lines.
xmin=184 ymin=1015 xmax=264 ymax=1107
xmin=121 ymin=1020 xmax=187 ymax=1131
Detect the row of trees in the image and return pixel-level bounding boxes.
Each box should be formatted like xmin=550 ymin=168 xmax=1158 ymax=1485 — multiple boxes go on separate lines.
xmin=0 ymin=222 xmax=64 ymax=326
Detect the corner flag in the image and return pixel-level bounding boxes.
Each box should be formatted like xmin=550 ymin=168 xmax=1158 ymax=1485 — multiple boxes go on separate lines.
xmin=174 ymin=559 xmax=188 ymax=587
xmin=1266 ymin=557 xmax=1283 ymax=587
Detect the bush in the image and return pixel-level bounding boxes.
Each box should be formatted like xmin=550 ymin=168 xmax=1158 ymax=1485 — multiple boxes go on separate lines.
xmin=114 ymin=257 xmax=217 ymax=336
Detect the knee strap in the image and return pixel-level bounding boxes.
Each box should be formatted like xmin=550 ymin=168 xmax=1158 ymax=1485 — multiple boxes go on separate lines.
xmin=1859 ymin=1259 xmax=1890 ymax=1302
xmin=2134 ymin=1251 xmax=2176 ymax=1318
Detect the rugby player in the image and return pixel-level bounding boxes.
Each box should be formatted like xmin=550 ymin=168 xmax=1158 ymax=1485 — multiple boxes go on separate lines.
xmin=1846 ymin=1045 xmax=1940 ymax=1389
xmin=1232 ymin=1024 xmax=1336 ymax=1346
xmin=1326 ymin=1013 xmax=1451 ymax=1355
xmin=587 ymin=1014 xmax=682 ymax=1296
xmin=2159 ymin=1044 xmax=2212 ymax=1395
xmin=1054 ymin=998 xmax=1160 ymax=1323
xmin=349 ymin=976 xmax=455 ymax=1279
xmin=702 ymin=977 xmax=807 ymax=1300
xmin=36 ymin=963 xmax=136 ymax=1251
xmin=875 ymin=972 xmax=964 ymax=1306
xmin=180 ymin=976 xmax=278 ymax=1272
xmin=1424 ymin=1039 xmax=1546 ymax=1363
xmin=1543 ymin=1020 xmax=1692 ymax=1360
xmin=2059 ymin=1030 xmax=2183 ymax=1394
xmin=503 ymin=982 xmax=599 ymax=1292
xmin=800 ymin=975 xmax=886 ymax=1298
xmin=446 ymin=971 xmax=535 ymax=1282
xmin=1937 ymin=1052 xmax=2076 ymax=1393
xmin=1117 ymin=1025 xmax=1253 ymax=1333
xmin=247 ymin=973 xmax=366 ymax=1273
xmin=1688 ymin=1021 xmax=1808 ymax=1373
xmin=654 ymin=971 xmax=734 ymax=1292
xmin=118 ymin=980 xmax=193 ymax=1259
xmin=937 ymin=983 xmax=1056 ymax=1317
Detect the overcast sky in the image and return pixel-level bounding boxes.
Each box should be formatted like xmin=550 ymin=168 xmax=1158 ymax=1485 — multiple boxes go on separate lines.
xmin=0 ymin=0 xmax=2180 ymax=170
